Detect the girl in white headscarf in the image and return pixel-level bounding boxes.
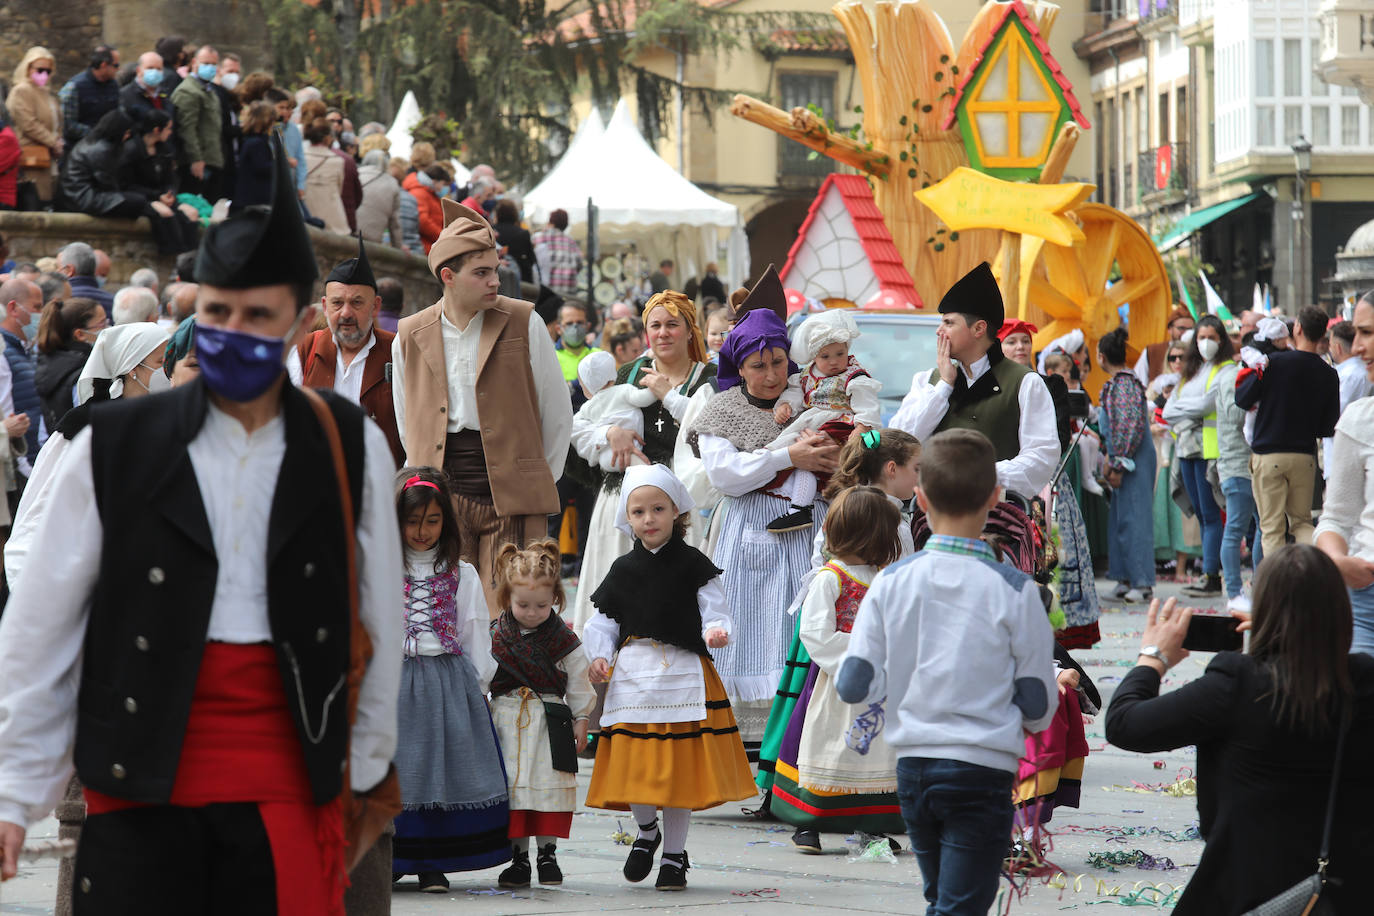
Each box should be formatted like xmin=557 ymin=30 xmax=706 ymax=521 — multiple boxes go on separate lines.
xmin=5 ymin=323 xmax=169 ymax=586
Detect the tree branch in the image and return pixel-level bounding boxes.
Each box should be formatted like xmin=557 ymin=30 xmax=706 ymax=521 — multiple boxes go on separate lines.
xmin=729 ymin=94 xmax=891 ymax=177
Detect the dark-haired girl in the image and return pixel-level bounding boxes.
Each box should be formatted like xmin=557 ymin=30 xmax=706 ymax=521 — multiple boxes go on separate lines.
xmin=1162 ymin=315 xmax=1236 ymax=597
xmin=34 ymin=296 xmax=104 ymax=432
xmin=1106 ymin=545 xmax=1374 ymax=914
xmin=117 ymin=108 xmax=201 ymax=253
xmin=768 ymin=486 xmax=905 ymax=853
xmin=391 ymin=467 xmax=511 ymax=892
xmin=1098 ymin=326 xmax=1156 ymax=600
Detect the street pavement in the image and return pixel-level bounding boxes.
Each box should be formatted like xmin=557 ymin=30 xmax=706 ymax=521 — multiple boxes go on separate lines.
xmin=0 ymin=575 xmax=1222 ymax=915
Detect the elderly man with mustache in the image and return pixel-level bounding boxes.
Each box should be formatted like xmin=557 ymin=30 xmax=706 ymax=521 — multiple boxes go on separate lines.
xmin=287 ymin=235 xmax=404 ymax=466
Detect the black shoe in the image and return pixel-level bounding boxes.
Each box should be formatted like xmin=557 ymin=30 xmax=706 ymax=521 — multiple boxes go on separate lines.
xmin=623 ymin=821 xmax=661 ymax=882
xmin=497 ymin=848 xmax=531 ymax=889
xmin=418 ymin=871 xmax=450 ymax=893
xmin=882 ymin=835 xmax=902 ymax=854
xmin=766 ymin=506 xmax=813 ymax=533
xmin=1183 ymin=574 xmax=1222 ymax=597
xmin=655 ymin=851 xmax=689 ymax=890
xmin=1111 ymin=583 xmax=1130 ymax=599
xmin=791 ymin=828 xmax=822 ymax=854
xmin=536 ymin=843 xmax=563 ymax=885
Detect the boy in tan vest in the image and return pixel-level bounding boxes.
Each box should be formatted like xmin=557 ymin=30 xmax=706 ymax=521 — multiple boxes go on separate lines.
xmin=392 ymin=199 xmax=573 ymax=615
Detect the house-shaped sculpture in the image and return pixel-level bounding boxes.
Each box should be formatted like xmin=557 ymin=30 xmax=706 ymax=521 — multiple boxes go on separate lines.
xmin=779 ymin=174 xmax=922 ymax=310
xmin=944 ymin=0 xmax=1089 ymax=180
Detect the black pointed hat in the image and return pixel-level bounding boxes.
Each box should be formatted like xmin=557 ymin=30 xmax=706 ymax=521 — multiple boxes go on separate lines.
xmin=937 ymin=261 xmax=1004 ymax=332
xmin=194 ymin=132 xmax=319 ymax=293
xmin=533 ymin=284 xmax=563 ymax=325
xmin=729 ymin=263 xmax=787 ymax=323
xmin=325 ymin=234 xmax=377 ymax=290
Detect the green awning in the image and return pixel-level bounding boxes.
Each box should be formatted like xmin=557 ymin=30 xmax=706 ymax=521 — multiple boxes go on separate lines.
xmin=1155 ymin=192 xmax=1262 ymax=250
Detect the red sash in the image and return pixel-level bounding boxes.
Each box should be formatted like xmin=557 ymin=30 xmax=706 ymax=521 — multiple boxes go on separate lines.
xmin=84 ymin=643 xmax=345 ymax=916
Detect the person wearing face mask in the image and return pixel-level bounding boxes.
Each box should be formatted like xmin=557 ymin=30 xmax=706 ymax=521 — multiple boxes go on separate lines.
xmin=392 ymin=199 xmax=573 ymax=616
xmin=5 ymin=47 xmax=64 ymax=207
xmin=0 ymin=134 xmax=404 ymax=913
xmin=0 ymin=279 xmax=44 ymax=465
xmin=210 ymin=52 xmax=243 ymax=202
xmin=170 ymin=45 xmax=226 ymax=203
xmin=286 ymin=236 xmax=403 ymax=466
xmin=33 ymin=296 xmax=106 ymax=433
xmin=119 ymin=51 xmax=173 ymax=123
xmin=1162 ymin=314 xmax=1236 ymax=597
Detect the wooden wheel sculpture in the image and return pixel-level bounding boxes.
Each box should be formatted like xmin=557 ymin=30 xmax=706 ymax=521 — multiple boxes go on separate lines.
xmin=1019 ymin=203 xmax=1170 ymax=394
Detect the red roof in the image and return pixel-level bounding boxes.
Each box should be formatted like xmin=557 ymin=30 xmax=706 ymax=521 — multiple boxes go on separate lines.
xmin=940 ymin=0 xmax=1089 ymax=133
xmin=780 ymin=174 xmax=923 ymax=309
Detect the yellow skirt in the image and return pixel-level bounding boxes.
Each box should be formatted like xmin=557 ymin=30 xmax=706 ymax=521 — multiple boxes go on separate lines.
xmin=585 ymin=658 xmax=757 ymax=812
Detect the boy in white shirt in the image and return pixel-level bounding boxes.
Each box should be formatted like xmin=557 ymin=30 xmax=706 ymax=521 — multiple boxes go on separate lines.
xmin=837 ymin=428 xmax=1056 ymax=916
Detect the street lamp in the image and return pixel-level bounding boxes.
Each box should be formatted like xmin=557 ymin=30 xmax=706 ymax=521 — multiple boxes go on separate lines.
xmin=1292 ymin=135 xmax=1313 ymax=308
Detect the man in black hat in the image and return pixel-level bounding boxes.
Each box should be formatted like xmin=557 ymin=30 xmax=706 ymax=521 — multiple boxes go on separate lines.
xmin=891 ymin=262 xmax=1059 ymax=498
xmin=288 ymin=236 xmax=404 ymax=467
xmin=0 ymin=134 xmax=403 ymax=912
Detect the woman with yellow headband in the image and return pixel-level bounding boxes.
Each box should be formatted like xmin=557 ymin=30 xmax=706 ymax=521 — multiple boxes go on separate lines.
xmin=569 ymin=289 xmax=716 ymax=647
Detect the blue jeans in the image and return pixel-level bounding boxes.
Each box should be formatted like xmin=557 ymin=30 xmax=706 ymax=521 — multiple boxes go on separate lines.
xmin=1220 ymin=477 xmax=1261 ymax=598
xmin=1351 ymin=584 xmax=1374 ymax=656
xmin=897 ymin=757 xmax=1013 ymax=916
xmin=1179 ymin=457 xmax=1221 ymax=576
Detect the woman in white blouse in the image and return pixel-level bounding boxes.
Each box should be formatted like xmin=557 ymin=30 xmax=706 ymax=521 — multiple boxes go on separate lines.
xmin=1317 ymin=297 xmax=1374 ymax=654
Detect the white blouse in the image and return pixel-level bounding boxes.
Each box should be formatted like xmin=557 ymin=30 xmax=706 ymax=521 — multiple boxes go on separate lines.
xmin=1316 ymin=396 xmax=1374 ymax=565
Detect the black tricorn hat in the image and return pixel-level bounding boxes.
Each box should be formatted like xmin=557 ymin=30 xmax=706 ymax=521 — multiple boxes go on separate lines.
xmin=730 ymin=263 xmax=787 ymax=323
xmin=194 ymin=132 xmax=319 ymax=293
xmin=533 ymin=284 xmax=563 ymax=325
xmin=325 ymin=234 xmax=377 ymax=290
xmin=937 ymin=261 xmax=1004 ymax=332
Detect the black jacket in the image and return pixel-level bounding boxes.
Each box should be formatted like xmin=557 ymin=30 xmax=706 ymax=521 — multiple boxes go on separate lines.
xmin=494 ymin=222 xmax=536 ymax=283
xmin=119 ymin=80 xmax=175 ymax=124
xmin=1106 ymin=651 xmax=1374 ymax=915
xmin=117 ymin=136 xmax=178 ymax=200
xmin=35 ymin=343 xmax=92 ymax=432
xmin=62 ymin=70 xmax=122 ymax=146
xmin=59 ymin=136 xmax=144 ymax=217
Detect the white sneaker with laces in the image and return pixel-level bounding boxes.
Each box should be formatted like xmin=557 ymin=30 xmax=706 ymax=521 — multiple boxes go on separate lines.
xmin=1227 ymin=594 xmax=1252 ymax=613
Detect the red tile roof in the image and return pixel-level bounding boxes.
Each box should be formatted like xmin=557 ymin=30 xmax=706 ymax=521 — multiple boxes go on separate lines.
xmin=780 ymin=174 xmax=923 ymax=309
xmin=940 ymin=0 xmax=1090 ymax=133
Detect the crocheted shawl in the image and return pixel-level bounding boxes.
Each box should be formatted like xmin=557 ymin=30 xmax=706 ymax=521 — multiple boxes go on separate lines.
xmin=686 ymin=385 xmax=784 ymax=456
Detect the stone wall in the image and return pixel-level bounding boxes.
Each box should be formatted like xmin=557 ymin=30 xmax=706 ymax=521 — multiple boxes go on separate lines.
xmin=0 ymin=211 xmax=442 ymax=316
xmin=0 ymin=0 xmax=272 ymax=97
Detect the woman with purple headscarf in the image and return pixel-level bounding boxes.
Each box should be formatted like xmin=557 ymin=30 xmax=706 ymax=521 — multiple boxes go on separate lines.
xmin=681 ymin=272 xmax=840 ymax=755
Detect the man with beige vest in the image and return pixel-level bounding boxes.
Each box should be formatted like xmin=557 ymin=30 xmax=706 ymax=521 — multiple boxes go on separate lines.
xmin=392 ymin=199 xmax=572 ymax=614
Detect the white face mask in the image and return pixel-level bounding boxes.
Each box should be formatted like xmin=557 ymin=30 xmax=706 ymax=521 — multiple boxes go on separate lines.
xmin=1197 ymin=338 xmax=1220 ymax=361
xmin=220 ymin=72 xmax=241 ymax=92
xmin=131 ymin=364 xmax=171 ymax=395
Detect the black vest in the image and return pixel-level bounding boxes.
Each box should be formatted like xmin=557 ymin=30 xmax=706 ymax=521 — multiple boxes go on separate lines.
xmin=930 ymin=351 xmax=1031 ymax=462
xmin=76 ymin=380 xmax=364 ymax=805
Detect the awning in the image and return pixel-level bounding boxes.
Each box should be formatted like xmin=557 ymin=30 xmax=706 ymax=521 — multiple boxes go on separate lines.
xmin=1155 ymin=192 xmax=1262 ymax=251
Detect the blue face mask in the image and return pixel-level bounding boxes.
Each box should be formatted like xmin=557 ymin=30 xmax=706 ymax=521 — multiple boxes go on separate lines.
xmin=22 ymin=308 xmax=39 ymax=342
xmin=141 ymin=67 xmax=163 ymax=88
xmin=194 ymin=312 xmax=304 ymax=403
xmin=197 ymin=63 xmax=217 ymax=82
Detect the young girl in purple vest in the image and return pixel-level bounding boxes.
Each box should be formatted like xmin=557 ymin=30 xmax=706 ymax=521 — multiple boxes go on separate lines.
xmin=392 ymin=467 xmax=511 ymax=893
xmin=488 ymin=539 xmax=595 ymax=888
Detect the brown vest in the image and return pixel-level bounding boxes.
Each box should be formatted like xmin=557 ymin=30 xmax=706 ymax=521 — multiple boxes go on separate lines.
xmin=295 ymin=327 xmax=404 ymax=468
xmin=395 ymin=297 xmax=559 ymax=517
xmin=1142 ymin=341 xmax=1169 ymax=382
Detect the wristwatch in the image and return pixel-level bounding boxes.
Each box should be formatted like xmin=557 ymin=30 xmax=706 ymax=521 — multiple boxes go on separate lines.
xmin=1138 ymin=645 xmax=1171 ymax=668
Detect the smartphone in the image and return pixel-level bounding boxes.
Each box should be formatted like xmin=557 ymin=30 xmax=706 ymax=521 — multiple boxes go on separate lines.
xmin=1182 ymin=606 xmax=1243 ymax=653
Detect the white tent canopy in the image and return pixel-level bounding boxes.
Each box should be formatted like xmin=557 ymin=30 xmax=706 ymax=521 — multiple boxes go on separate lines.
xmin=385 ymin=91 xmax=423 ymax=161
xmin=524 ymin=99 xmax=744 ymax=288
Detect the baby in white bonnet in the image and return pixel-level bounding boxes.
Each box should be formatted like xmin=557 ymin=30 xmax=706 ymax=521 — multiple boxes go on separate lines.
xmin=575 ymin=350 xmax=658 ymax=471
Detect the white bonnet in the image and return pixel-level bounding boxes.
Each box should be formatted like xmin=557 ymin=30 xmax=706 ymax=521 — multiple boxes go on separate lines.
xmin=77 ymin=323 xmax=171 ymax=404
xmin=1255 ymin=317 xmax=1289 ymax=342
xmin=614 ymin=464 xmax=696 ymax=538
xmin=577 ymin=349 xmax=617 ymax=394
xmin=790 ymin=308 xmax=860 ymax=366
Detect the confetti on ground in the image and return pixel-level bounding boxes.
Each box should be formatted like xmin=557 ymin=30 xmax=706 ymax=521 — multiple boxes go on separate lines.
xmin=732 ymin=887 xmax=781 ymax=897
xmin=1059 ymin=824 xmax=1201 ymax=844
xmin=1085 ymin=849 xmax=1177 ymax=872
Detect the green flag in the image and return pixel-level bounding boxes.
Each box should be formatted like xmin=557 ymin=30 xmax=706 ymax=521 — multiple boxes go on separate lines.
xmin=1173 ymin=268 xmax=1199 ymax=320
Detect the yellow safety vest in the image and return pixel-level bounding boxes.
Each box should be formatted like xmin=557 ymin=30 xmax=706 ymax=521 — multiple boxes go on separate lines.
xmin=1200 ymin=360 xmax=1234 ymax=460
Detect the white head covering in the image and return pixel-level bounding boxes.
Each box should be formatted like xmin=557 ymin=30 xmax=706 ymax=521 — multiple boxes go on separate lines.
xmin=77 ymin=323 xmax=171 ymax=404
xmin=614 ymin=464 xmax=695 ymax=538
xmin=577 ymin=349 xmax=617 ymax=395
xmin=1036 ymin=327 xmax=1085 ymax=374
xmin=789 ymin=308 xmax=861 ymax=366
xmin=1255 ymin=317 xmax=1289 ymax=342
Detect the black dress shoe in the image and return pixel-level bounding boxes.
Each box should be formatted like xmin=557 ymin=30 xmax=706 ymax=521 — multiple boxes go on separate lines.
xmin=623 ymin=821 xmax=661 ymax=882
xmin=791 ymin=828 xmax=822 ymax=854
xmin=417 ymin=871 xmax=449 ymax=893
xmin=655 ymin=851 xmax=689 ymax=890
xmin=767 ymin=506 xmax=813 ymax=533
xmin=536 ymin=843 xmax=563 ymax=885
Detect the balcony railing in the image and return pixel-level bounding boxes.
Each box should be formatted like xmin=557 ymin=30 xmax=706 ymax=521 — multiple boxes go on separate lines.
xmin=1138 ymin=142 xmax=1190 ymax=199
xmin=1139 ymin=0 xmax=1178 ymax=22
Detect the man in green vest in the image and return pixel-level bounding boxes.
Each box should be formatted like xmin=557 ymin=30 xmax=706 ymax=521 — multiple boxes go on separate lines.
xmin=891 ymin=262 xmax=1060 ymax=499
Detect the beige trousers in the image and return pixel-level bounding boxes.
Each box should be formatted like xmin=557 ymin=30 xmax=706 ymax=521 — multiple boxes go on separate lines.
xmin=451 ymin=493 xmax=548 ymax=619
xmin=1249 ymin=452 xmax=1317 ymax=558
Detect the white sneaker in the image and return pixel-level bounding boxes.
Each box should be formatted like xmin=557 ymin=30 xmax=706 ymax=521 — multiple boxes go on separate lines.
xmin=1227 ymin=594 xmax=1252 ymax=613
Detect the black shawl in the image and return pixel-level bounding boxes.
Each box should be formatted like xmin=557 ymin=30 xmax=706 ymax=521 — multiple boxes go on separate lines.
xmin=590 ymin=535 xmax=722 ymax=657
